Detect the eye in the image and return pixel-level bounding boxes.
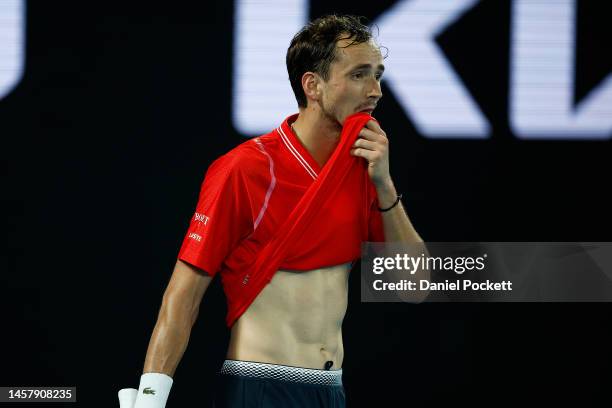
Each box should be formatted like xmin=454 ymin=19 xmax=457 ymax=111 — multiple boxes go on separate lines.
xmin=375 ymin=72 xmax=383 ymax=80
xmin=351 ymin=71 xmax=364 ymax=79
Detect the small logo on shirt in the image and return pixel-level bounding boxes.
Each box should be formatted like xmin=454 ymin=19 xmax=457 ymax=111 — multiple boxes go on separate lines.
xmin=194 ymin=212 xmax=210 ymax=225
xmin=188 ymin=232 xmax=202 ymax=242
xmin=143 ymin=387 xmax=156 ymax=395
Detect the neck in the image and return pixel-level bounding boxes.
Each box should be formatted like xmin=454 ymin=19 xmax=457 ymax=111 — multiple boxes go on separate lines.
xmin=290 ymin=107 xmax=342 ymax=168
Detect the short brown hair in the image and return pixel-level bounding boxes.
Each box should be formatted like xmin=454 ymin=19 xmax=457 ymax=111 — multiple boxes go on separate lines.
xmin=286 ymin=15 xmax=373 ymax=108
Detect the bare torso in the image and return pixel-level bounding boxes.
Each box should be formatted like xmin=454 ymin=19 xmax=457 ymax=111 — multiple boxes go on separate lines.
xmin=226 ymin=262 xmax=352 ymax=370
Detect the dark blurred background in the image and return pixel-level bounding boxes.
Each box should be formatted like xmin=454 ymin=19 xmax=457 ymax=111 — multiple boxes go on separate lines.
xmin=1 ymin=1 xmax=610 ymax=406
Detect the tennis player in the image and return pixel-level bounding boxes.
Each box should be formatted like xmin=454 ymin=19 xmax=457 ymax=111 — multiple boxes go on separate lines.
xmin=119 ymin=14 xmax=424 ymax=408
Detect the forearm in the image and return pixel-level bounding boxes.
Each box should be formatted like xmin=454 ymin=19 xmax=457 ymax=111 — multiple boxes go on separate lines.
xmin=376 ymin=179 xmax=431 ymax=301
xmin=376 ymin=179 xmax=422 ymax=244
xmin=142 ymin=299 xmax=198 ymax=377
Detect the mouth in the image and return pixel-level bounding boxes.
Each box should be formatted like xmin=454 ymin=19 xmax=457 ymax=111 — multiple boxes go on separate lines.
xmin=358 ymin=106 xmax=376 ymax=114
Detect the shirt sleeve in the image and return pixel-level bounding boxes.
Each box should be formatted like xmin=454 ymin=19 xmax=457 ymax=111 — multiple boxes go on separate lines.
xmin=177 ymin=154 xmax=253 ymax=277
xmin=367 ymin=182 xmax=386 ymax=242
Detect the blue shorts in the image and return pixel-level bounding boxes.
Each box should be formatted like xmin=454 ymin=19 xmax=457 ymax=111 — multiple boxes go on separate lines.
xmin=212 ymin=359 xmax=345 ymax=408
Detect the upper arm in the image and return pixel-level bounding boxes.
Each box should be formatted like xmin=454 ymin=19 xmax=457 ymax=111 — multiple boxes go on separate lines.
xmin=176 ymin=154 xmax=254 ymax=277
xmin=162 ymin=259 xmax=213 ymax=322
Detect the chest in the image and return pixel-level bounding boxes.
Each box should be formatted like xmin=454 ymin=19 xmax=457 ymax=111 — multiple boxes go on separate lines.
xmin=255 ymin=168 xmax=368 ymax=236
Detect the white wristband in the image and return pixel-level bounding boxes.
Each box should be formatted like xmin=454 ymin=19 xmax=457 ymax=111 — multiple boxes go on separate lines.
xmin=118 ymin=388 xmax=138 ymax=408
xmin=132 ymin=372 xmax=174 ymax=408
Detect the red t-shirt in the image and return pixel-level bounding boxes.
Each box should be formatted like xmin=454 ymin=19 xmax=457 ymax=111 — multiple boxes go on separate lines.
xmin=177 ymin=114 xmax=385 ymax=324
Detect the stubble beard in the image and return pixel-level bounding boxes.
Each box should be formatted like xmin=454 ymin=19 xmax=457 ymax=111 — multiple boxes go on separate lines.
xmin=318 ymin=96 xmax=344 ymax=130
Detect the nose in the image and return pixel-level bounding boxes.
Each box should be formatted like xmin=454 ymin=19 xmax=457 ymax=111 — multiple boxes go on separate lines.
xmin=367 ymin=77 xmax=382 ymax=101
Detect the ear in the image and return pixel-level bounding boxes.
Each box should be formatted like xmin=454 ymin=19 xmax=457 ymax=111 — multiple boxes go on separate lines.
xmin=301 ymin=71 xmax=322 ymax=103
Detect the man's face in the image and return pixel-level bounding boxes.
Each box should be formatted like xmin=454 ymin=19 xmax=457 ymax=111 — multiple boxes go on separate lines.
xmin=317 ymin=37 xmax=384 ymax=126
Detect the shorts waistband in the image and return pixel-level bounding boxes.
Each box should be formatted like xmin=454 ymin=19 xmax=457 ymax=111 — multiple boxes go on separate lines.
xmin=219 ymin=359 xmax=343 ymax=386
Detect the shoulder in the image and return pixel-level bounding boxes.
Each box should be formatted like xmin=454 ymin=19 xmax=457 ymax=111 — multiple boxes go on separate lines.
xmin=207 ymin=131 xmax=280 ymax=180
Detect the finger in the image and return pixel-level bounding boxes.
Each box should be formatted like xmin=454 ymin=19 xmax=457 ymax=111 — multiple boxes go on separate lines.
xmin=351 ymin=147 xmax=381 ymax=162
xmin=366 ymin=120 xmax=386 ymax=138
xmin=358 ymin=127 xmax=385 ymax=142
xmin=353 ymin=138 xmax=378 ymax=151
